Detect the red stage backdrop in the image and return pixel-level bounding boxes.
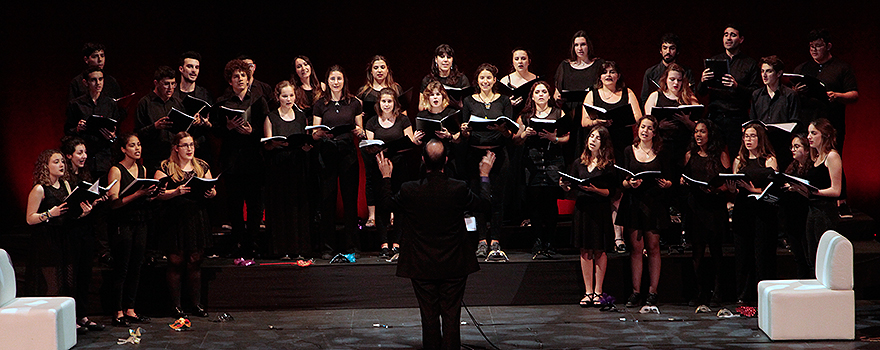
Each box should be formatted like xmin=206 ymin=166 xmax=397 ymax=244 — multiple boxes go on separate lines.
xmin=2 ymin=2 xmax=877 ymax=228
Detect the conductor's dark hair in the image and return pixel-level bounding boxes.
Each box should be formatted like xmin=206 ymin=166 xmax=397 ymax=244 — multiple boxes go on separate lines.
xmin=422 ymin=139 xmax=447 ymax=172
xmin=224 ymin=59 xmax=252 ymax=83
xmin=568 ymin=30 xmax=595 ymax=62
xmin=660 ymin=33 xmax=680 ymax=47
xmin=154 ymin=66 xmax=176 ymax=81
xmin=179 ymin=51 xmax=202 ymax=66
xmin=760 ymin=55 xmax=784 ymax=72
xmin=725 ymin=23 xmax=745 ymax=37
xmin=236 ymin=54 xmax=253 ymax=62
xmin=808 ymin=29 xmax=833 ymax=44
xmin=81 ymin=43 xmax=105 ymax=57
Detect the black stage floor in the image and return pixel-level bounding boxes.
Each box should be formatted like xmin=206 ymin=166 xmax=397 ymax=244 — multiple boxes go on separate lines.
xmin=72 ymin=302 xmax=880 ymax=349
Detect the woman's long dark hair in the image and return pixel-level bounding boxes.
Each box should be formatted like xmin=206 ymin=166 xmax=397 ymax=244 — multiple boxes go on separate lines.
xmin=687 ymin=119 xmax=726 ymax=175
xmin=429 ymin=44 xmax=463 ymax=85
xmin=785 ymin=133 xmax=812 ymax=176
xmin=60 ymin=136 xmax=91 ymax=183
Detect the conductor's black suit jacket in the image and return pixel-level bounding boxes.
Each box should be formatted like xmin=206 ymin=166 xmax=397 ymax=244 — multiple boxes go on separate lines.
xmin=381 ymin=172 xmax=491 ymax=280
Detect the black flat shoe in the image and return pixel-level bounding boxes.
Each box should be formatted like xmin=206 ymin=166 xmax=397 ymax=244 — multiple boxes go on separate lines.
xmin=123 ymin=314 xmax=150 ymax=324
xmin=76 ymin=324 xmax=88 ymax=335
xmin=193 ymin=305 xmax=209 ymax=318
xmin=112 ymin=317 xmax=130 ymax=327
xmin=78 ymin=318 xmax=105 ymax=331
xmin=173 ymin=307 xmax=187 ymax=319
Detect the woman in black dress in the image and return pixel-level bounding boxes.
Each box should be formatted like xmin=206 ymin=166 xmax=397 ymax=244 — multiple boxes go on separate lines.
xmin=313 ymin=65 xmax=365 ymax=259
xmin=420 ymin=44 xmax=470 ymax=108
xmin=803 ymin=118 xmax=843 ymax=273
xmin=154 ymin=131 xmax=216 ymax=318
xmin=60 ymin=137 xmax=106 ymax=332
xmin=583 ymin=61 xmax=644 ymax=253
xmin=26 ymin=148 xmax=96 ymax=333
xmin=107 ymin=133 xmax=155 ymax=327
xmin=554 ymin=30 xmax=605 ymax=165
xmin=514 ymin=81 xmax=569 ymax=255
xmin=730 ymin=122 xmax=778 ymax=305
xmin=263 ymin=80 xmax=312 ymax=260
xmin=679 ymin=119 xmax=729 ymax=306
xmin=460 ymin=63 xmax=515 ymax=258
xmin=291 ymin=55 xmax=325 ymax=118
xmin=781 ymin=134 xmax=812 ymax=278
xmin=618 ymin=116 xmax=673 ymax=307
xmin=561 ymin=126 xmax=615 ymax=307
xmin=364 ymin=88 xmax=424 ymax=258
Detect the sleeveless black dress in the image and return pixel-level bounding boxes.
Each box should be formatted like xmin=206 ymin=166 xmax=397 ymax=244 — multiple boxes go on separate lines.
xmin=158 ymin=159 xmax=213 ymax=253
xmin=592 ymin=89 xmax=634 ymax=160
xmin=615 ymin=145 xmax=671 ymax=231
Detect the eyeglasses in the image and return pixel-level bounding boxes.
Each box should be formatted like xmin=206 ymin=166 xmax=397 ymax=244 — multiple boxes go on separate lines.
xmin=743 ymin=134 xmax=758 ymax=140
xmin=177 ymin=143 xmax=196 ymax=149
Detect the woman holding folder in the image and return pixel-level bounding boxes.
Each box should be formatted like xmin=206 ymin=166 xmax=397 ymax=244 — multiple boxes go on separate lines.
xmin=514 ymin=81 xmax=569 ymax=256
xmin=644 ymin=63 xmax=700 ymax=168
xmin=730 ymin=122 xmax=778 ymax=305
xmin=460 ymin=63 xmax=515 ymax=258
xmin=106 ymin=132 xmax=155 ymax=327
xmin=679 ymin=119 xmax=729 ymax=306
xmin=364 ymin=88 xmax=423 ymax=258
xmin=802 ymin=118 xmax=843 ymax=273
xmin=560 ymin=125 xmax=615 ymax=307
xmin=582 ymin=61 xmax=643 ymax=159
xmin=358 ymin=55 xmax=403 ymax=121
xmin=153 ymin=131 xmax=215 ymax=318
xmin=554 ymin=31 xmax=604 ymax=165
xmin=617 ymin=116 xmax=672 ymax=307
xmin=420 ymin=44 xmax=470 ymax=108
xmin=312 ymin=65 xmax=365 ymax=259
xmin=263 ymin=80 xmax=311 ymax=260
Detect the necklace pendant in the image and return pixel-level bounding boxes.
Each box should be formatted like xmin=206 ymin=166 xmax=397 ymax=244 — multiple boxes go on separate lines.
xmin=484 ymin=102 xmax=491 ymax=110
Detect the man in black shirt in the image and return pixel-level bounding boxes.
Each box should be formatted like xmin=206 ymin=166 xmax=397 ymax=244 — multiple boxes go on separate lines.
xmin=65 ymin=67 xmax=125 ymax=179
xmin=69 ymin=43 xmax=124 ymax=101
xmin=641 ymin=33 xmax=693 ymax=105
xmin=214 ymin=59 xmax=269 ymax=257
xmin=793 ymin=29 xmax=858 ymax=153
xmin=225 ymin=55 xmax=273 ymax=104
xmin=751 ymin=56 xmax=799 ymax=169
xmin=174 ymin=51 xmax=214 ymax=162
xmin=698 ymin=24 xmax=761 ymax=153
xmin=135 ymin=66 xmax=183 ymax=173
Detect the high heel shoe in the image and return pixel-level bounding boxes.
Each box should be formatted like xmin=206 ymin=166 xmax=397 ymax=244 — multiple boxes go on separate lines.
xmin=193 ymin=305 xmax=209 ymax=318
xmin=173 ymin=307 xmax=187 ymax=319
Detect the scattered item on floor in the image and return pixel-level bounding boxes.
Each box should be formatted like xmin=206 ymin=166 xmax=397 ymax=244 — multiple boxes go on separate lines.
xmin=639 ymin=305 xmax=660 ymax=314
xmin=169 ymin=317 xmax=191 ymax=331
xmin=486 ymin=249 xmax=509 ymax=262
xmin=735 ymin=305 xmax=757 ymax=317
xmin=716 ymin=308 xmax=738 ymax=318
xmin=695 ymin=305 xmax=712 ymax=313
xmin=296 ymin=258 xmax=314 ymax=267
xmin=329 ymin=253 xmax=353 ymax=264
xmin=212 ymin=313 xmax=234 ymax=323
xmin=372 ymin=324 xmax=391 ymax=328
xmin=268 ymin=325 xmax=283 ymax=330
xmin=233 ymin=258 xmax=255 ymax=266
xmin=117 ymin=327 xmax=143 ymax=345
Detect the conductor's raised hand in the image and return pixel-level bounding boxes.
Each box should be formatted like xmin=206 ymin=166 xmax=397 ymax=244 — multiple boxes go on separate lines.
xmin=479 ymin=151 xmax=495 ymax=177
xmin=377 ymin=152 xmax=393 ymax=178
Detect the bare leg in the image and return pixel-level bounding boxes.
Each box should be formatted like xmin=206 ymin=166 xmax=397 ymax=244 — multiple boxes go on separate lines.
xmin=593 ymin=250 xmax=607 ymax=295
xmin=580 ymin=248 xmax=595 ymax=294
xmin=645 ymin=231 xmax=662 ymax=294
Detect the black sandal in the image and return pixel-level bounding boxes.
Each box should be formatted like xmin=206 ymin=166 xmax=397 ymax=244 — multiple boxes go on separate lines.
xmin=615 ymin=239 xmax=627 ymax=253
xmin=78 ymin=317 xmax=105 ymax=331
xmin=580 ymin=293 xmax=597 ymax=308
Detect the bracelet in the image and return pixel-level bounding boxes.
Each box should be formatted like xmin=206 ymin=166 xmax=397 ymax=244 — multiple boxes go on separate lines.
xmin=46 ymin=210 xmax=52 ymax=218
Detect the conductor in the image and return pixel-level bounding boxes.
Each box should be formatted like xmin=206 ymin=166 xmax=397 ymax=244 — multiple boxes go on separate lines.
xmin=378 ymin=139 xmax=494 ymax=350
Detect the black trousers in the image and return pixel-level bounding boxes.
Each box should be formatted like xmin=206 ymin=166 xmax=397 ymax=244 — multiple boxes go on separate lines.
xmin=411 ymin=277 xmax=468 ymax=350
xmin=111 ymin=221 xmax=147 ymax=311
xmin=319 ymin=145 xmax=360 ymax=253
xmin=468 ymin=147 xmax=507 ymax=242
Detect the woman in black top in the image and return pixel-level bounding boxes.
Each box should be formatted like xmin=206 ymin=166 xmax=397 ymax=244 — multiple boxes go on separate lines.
xmin=730 ymin=122 xmax=778 ymax=304
xmin=364 ymin=88 xmax=424 ymax=258
xmin=644 ymin=63 xmax=700 ymax=168
xmin=679 ymin=119 xmax=730 ymax=306
xmin=420 ymin=44 xmax=470 ymax=108
xmin=781 ymin=134 xmax=812 ymax=278
xmin=500 ymin=48 xmax=539 ymax=109
xmin=358 ymin=55 xmax=403 ymax=121
xmin=106 ymin=133 xmax=156 ymax=327
xmin=416 ymin=81 xmax=462 ymax=177
xmin=154 ymin=131 xmax=216 ymax=318
xmin=802 ymin=118 xmax=843 ymax=273
xmin=561 ymin=126 xmax=616 ymax=307
xmin=514 ymin=81 xmax=569 ymax=255
xmin=291 ymin=55 xmax=325 ymax=118
xmin=554 ymin=31 xmax=605 ymax=165
xmin=313 ymin=65 xmax=365 ymax=259
xmin=500 ymin=48 xmax=540 ymax=225
xmin=60 ymin=137 xmax=107 ymax=331
xmin=618 ymin=116 xmax=673 ymax=307
xmin=26 ymin=148 xmax=97 ymax=333
xmin=460 ymin=63 xmax=516 ymax=258
xmin=263 ymin=81 xmax=312 ymax=260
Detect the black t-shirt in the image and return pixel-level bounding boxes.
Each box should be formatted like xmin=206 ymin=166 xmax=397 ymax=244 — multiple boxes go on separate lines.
xmin=312 ymin=97 xmax=363 ymax=145
xmin=793 ymin=57 xmax=858 ymax=125
xmin=365 ymin=114 xmax=411 ymax=143
xmin=69 ymin=72 xmax=123 ymax=101
xmin=462 ymin=94 xmax=513 ymax=147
